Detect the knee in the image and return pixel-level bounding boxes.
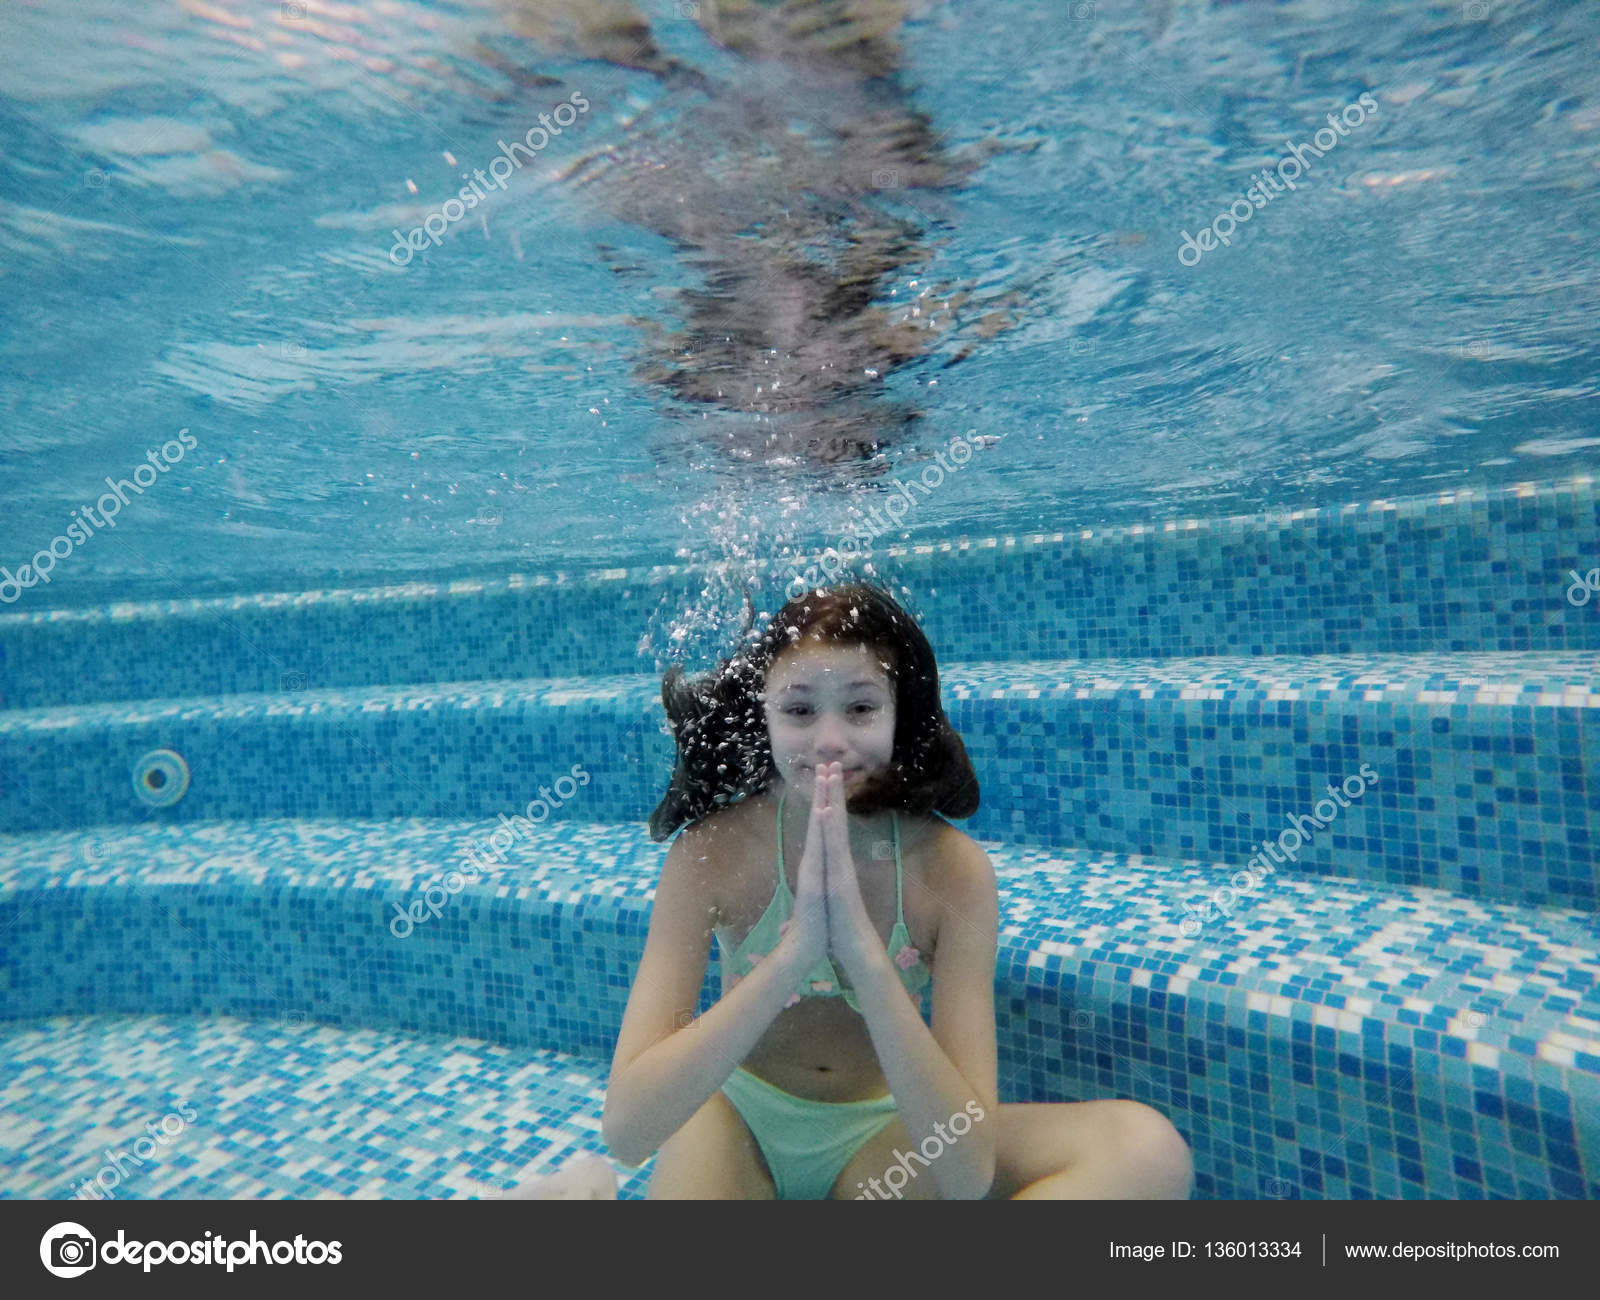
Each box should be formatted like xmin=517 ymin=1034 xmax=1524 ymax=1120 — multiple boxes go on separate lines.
xmin=1110 ymin=1101 xmax=1194 ymax=1199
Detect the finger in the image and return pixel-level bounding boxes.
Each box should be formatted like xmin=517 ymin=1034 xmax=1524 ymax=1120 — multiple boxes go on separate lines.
xmin=825 ymin=770 xmax=850 ymax=855
xmin=807 ymin=769 xmax=830 ymax=876
xmin=825 ymin=771 xmax=851 ymax=845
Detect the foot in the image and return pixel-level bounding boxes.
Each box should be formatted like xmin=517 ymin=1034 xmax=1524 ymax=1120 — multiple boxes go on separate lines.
xmin=501 ymin=1154 xmax=617 ymax=1201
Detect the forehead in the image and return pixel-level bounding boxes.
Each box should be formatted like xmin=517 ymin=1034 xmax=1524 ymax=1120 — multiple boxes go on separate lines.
xmin=764 ymin=641 xmax=892 ymax=691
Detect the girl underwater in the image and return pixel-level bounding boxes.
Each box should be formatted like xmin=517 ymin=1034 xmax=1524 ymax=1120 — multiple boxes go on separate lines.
xmin=601 ymin=581 xmax=1194 ymax=1199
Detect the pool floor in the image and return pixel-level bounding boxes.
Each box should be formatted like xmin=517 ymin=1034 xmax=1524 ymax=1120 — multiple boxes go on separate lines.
xmin=0 ymin=1014 xmax=645 ymax=1200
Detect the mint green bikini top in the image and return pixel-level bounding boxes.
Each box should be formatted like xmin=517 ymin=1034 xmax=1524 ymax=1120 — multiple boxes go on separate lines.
xmin=716 ymin=789 xmax=932 ymax=1013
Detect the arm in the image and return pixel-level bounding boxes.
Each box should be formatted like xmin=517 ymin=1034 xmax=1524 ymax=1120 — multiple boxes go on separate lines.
xmin=601 ymin=827 xmax=816 ymax=1167
xmin=838 ymin=833 xmax=1001 ymax=1200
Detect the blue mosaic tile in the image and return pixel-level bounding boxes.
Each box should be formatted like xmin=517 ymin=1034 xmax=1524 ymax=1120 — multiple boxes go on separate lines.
xmin=0 ymin=1014 xmax=648 ymax=1200
xmin=1 ymin=479 xmax=1595 ymax=712
xmin=1 ymin=816 xmax=1597 ymax=1198
xmin=1 ymin=478 xmax=1596 ymax=1198
xmin=2 ymin=651 xmax=1594 ymax=909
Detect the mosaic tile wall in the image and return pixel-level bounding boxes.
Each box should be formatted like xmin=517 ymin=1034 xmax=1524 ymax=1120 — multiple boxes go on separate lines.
xmin=2 ymin=476 xmax=1597 ymax=1200
xmin=1 ymin=821 xmax=1596 ymax=1198
xmin=4 ymin=654 xmax=1594 ymax=911
xmin=0 ymin=1015 xmax=655 ymax=1201
xmin=991 ymin=847 xmax=1600 ymax=1199
xmin=2 ymin=479 xmax=1595 ymax=713
xmin=0 ymin=821 xmax=712 ymax=1059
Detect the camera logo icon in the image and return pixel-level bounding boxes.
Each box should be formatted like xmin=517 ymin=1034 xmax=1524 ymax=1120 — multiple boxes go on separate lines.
xmin=41 ymin=1222 xmax=97 ymax=1277
xmin=79 ymin=837 xmax=112 ymax=864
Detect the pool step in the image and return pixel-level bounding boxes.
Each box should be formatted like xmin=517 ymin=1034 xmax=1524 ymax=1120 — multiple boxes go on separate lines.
xmin=2 ymin=479 xmax=1595 ymax=712
xmin=0 ymin=1013 xmax=645 ymax=1200
xmin=5 ymin=652 xmax=1594 ymax=911
xmin=2 ymin=477 xmax=1595 ymax=1199
xmin=3 ymin=816 xmax=1596 ymax=1197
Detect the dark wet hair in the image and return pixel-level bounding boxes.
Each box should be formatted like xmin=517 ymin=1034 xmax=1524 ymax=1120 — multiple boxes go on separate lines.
xmin=647 ymin=578 xmax=979 ymax=841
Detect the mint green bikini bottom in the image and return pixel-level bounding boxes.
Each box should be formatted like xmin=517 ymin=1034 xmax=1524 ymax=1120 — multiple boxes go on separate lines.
xmin=719 ymin=1067 xmax=899 ymax=1200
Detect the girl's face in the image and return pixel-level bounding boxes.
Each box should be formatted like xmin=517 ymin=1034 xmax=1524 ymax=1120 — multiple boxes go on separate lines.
xmin=762 ymin=638 xmax=897 ymax=803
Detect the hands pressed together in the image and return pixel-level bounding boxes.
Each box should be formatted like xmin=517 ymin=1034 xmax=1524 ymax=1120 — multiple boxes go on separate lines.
xmin=787 ymin=762 xmax=892 ymax=983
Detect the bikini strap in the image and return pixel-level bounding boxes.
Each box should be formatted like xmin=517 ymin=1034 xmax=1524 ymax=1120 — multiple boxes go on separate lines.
xmin=892 ymin=809 xmax=905 ymax=922
xmin=776 ymin=788 xmax=788 ymax=896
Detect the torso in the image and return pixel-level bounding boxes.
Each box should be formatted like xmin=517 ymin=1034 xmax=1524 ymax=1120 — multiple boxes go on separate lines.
xmin=703 ymin=785 xmax=948 ymax=1102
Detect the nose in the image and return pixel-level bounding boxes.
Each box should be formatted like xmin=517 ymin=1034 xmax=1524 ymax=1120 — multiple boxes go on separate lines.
xmin=813 ymin=714 xmax=848 ymax=761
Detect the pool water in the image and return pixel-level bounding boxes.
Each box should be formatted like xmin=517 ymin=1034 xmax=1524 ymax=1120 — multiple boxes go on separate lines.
xmin=1 ymin=0 xmax=1597 ymax=607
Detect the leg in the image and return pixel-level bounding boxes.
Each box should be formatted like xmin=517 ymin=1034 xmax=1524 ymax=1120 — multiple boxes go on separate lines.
xmin=829 ymin=1109 xmax=977 ymax=1201
xmin=987 ymin=1100 xmax=1194 ymax=1200
xmin=830 ymin=1099 xmax=1193 ymax=1200
xmin=829 ymin=1112 xmax=947 ymax=1200
xmin=502 ymin=1153 xmax=617 ymax=1200
xmin=645 ymin=1089 xmax=778 ymax=1199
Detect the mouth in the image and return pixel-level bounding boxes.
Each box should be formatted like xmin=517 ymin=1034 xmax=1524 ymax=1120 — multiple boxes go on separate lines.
xmin=802 ymin=765 xmax=863 ymax=779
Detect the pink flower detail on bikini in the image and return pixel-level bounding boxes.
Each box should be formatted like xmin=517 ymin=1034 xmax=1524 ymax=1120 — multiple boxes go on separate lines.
xmin=746 ymin=951 xmax=763 ymax=968
xmin=894 ymin=944 xmax=921 ymax=971
xmin=778 ymin=919 xmax=792 ymax=936
xmin=783 ymin=992 xmax=802 ymax=1008
xmin=809 ymin=980 xmax=834 ymax=993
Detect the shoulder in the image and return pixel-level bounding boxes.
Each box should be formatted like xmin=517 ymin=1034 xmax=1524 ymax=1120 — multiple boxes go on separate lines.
xmin=896 ymin=819 xmax=992 ymax=966
xmin=918 ymin=818 xmax=996 ymax=904
xmin=664 ymin=790 xmax=771 ymax=923
xmin=921 ymin=826 xmax=992 ymax=960
xmin=673 ymin=787 xmax=765 ymax=853
xmin=909 ymin=815 xmax=991 ymax=877
xmin=938 ymin=819 xmax=996 ymax=875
